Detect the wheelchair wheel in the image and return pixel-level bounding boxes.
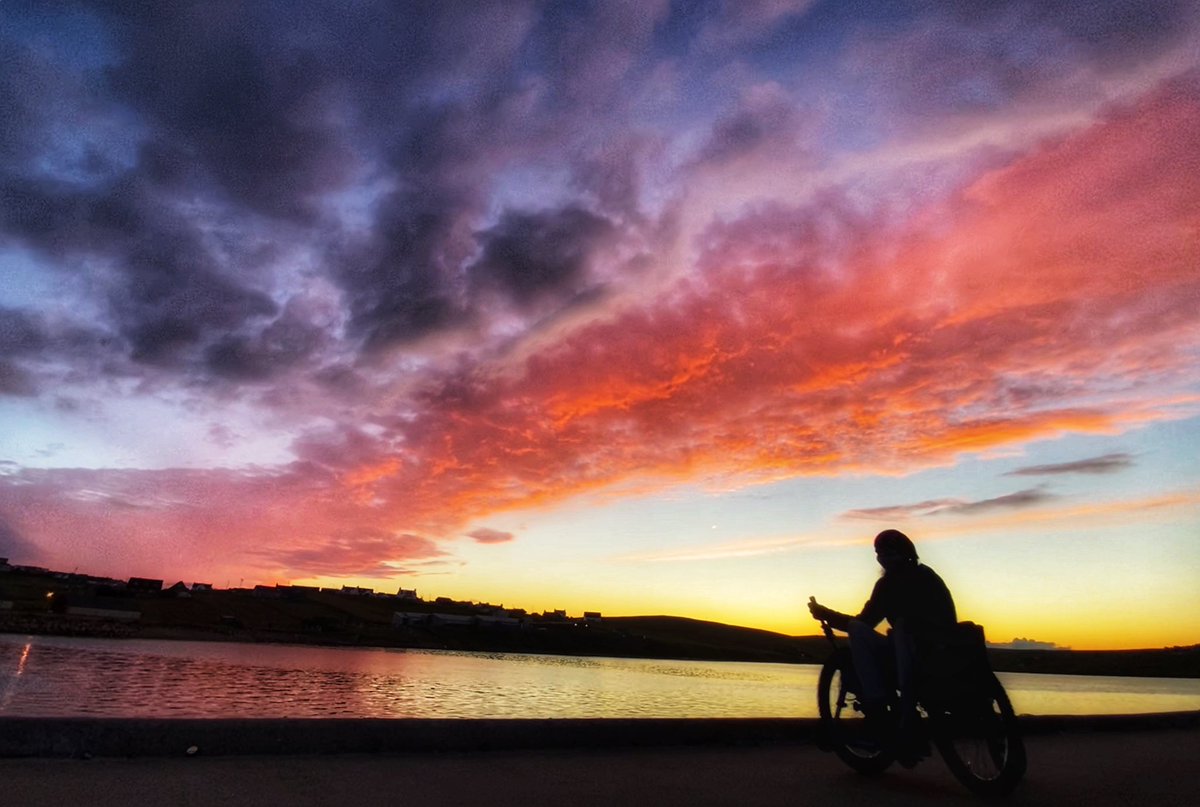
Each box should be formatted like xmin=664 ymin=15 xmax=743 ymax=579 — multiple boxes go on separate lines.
xmin=932 ymin=673 xmax=1026 ymax=796
xmin=816 ymin=648 xmax=895 ymax=775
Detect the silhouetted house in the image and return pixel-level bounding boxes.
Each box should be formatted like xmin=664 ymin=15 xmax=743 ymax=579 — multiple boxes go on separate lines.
xmin=253 ymin=585 xmax=282 ymax=599
xmin=127 ymin=577 xmax=163 ymax=594
xmin=583 ymin=611 xmax=602 ymax=623
xmin=191 ymin=583 xmax=213 ymax=592
xmin=543 ymin=609 xmax=568 ymax=621
xmin=0 ymin=557 xmax=10 ymax=571
xmin=279 ymin=584 xmax=318 ymax=601
xmin=396 ymin=588 xmax=419 ymax=602
xmin=342 ymin=585 xmax=374 ymax=596
xmin=165 ymin=581 xmax=191 ymax=598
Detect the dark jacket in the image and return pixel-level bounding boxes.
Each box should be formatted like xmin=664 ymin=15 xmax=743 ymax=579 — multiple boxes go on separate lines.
xmin=855 ymin=562 xmax=957 ymax=641
xmin=822 ymin=562 xmax=957 ymax=640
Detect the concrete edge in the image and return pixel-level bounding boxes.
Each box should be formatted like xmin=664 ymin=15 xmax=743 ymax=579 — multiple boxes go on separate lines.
xmin=1018 ymin=711 xmax=1200 ymax=735
xmin=0 ymin=712 xmax=1194 ymax=759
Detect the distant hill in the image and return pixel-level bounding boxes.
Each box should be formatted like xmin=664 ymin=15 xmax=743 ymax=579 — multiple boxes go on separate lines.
xmin=603 ymin=616 xmax=827 ymax=664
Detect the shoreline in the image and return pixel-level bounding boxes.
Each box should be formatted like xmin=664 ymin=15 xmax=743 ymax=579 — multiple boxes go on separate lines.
xmin=1 ymin=711 xmax=1197 ymax=759
xmin=4 ymin=628 xmax=1198 ymax=678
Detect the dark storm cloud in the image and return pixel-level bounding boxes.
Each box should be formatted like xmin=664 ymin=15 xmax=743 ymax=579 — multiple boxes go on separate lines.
xmin=842 ymin=488 xmax=1056 ymax=520
xmin=1005 ymin=453 xmax=1135 ymax=476
xmin=934 ymin=0 xmax=1193 ymax=63
xmin=1 ymin=2 xmax=525 ymax=369
xmin=113 ymin=227 xmax=278 ymax=365
xmin=0 ymin=63 xmax=279 ymax=371
xmin=0 ymin=36 xmax=55 ymax=168
xmin=848 ymin=0 xmax=1198 ymax=120
xmin=524 ymin=0 xmax=670 ymax=109
xmin=3 ymin=1 xmax=668 ymax=370
xmin=0 ymin=306 xmax=118 ymax=395
xmin=204 ymin=299 xmax=327 ymax=381
xmin=470 ymin=206 xmax=615 ymax=305
xmin=95 ymin=1 xmax=357 ymax=222
xmin=0 ymin=307 xmax=49 ymax=355
xmin=570 ymin=135 xmax=658 ymax=221
xmin=694 ymin=85 xmax=808 ymax=166
xmin=5 ymin=0 xmax=1190 ymax=396
xmin=334 ymin=187 xmax=471 ymax=351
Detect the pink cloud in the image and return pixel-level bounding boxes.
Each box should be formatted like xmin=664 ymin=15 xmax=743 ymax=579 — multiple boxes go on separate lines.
xmin=466 ymin=528 xmax=515 ymax=545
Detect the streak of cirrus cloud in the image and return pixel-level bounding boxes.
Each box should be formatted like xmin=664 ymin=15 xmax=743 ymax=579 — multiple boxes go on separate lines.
xmin=0 ymin=1 xmax=1198 ymax=598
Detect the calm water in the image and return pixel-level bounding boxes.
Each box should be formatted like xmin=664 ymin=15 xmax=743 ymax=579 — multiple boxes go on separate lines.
xmin=1 ymin=634 xmax=1197 ymax=719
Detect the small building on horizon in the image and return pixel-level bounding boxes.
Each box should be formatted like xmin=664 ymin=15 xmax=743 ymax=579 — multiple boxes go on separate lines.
xmin=127 ymin=577 xmax=163 ymax=593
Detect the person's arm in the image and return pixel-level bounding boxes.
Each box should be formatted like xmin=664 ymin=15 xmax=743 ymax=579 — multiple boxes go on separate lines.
xmin=851 ymin=577 xmax=888 ymax=630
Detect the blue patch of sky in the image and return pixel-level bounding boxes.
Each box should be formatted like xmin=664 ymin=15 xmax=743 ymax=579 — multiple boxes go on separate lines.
xmin=483 ymin=415 xmax=1200 ymax=564
xmin=743 ymin=0 xmax=911 ymax=75
xmin=0 ymin=248 xmax=57 ymax=308
xmin=650 ymin=0 xmax=717 ymax=60
xmin=9 ymin=7 xmax=143 ymax=185
xmin=486 ymin=165 xmax=576 ymax=223
xmin=7 ymin=3 xmax=118 ymax=70
xmin=34 ymin=117 xmax=144 ymax=186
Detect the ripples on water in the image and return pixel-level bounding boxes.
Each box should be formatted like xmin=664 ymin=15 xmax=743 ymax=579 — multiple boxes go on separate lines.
xmin=1 ymin=634 xmax=1196 ymax=719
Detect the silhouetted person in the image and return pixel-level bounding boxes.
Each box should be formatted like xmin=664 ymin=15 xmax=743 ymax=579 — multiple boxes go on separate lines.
xmin=808 ymin=529 xmax=957 ymax=761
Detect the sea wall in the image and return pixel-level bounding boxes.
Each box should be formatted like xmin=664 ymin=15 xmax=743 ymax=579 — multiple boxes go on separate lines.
xmin=0 ymin=712 xmax=1196 ymax=758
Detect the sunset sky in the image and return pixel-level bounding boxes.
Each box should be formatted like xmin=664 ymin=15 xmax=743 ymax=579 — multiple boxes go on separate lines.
xmin=2 ymin=1 xmax=1198 ymax=650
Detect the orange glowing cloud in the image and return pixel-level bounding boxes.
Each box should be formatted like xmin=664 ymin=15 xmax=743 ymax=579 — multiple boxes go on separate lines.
xmin=366 ymin=72 xmax=1200 ymax=526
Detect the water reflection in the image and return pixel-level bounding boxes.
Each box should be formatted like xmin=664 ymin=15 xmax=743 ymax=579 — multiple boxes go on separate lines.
xmin=0 ymin=641 xmax=30 ymax=711
xmin=1 ymin=634 xmax=1197 ymax=719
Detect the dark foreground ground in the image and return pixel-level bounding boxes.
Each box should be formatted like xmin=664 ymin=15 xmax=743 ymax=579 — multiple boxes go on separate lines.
xmin=4 ymin=725 xmax=1198 ymax=806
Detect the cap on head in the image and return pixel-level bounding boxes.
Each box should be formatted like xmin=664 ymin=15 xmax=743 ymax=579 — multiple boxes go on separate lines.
xmin=874 ymin=529 xmax=918 ymax=562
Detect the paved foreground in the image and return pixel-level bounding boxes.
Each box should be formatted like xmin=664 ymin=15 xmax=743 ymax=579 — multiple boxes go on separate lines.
xmin=4 ymin=728 xmax=1198 ymax=806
